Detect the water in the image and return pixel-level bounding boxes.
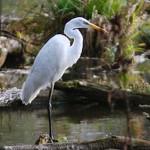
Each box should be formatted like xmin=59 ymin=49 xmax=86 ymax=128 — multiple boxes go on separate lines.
xmin=0 ymin=67 xmax=150 ymax=145
xmin=0 ymin=104 xmax=150 ymax=145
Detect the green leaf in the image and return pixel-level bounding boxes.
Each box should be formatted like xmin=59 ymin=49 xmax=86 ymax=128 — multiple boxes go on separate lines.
xmin=57 ymin=136 xmax=68 ymax=142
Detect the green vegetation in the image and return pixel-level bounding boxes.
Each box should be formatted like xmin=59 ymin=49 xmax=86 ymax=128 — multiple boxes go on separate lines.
xmin=57 ymin=136 xmax=68 ymax=142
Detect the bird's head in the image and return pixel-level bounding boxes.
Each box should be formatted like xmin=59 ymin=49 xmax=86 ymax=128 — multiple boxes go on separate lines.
xmin=66 ymin=17 xmax=108 ymax=33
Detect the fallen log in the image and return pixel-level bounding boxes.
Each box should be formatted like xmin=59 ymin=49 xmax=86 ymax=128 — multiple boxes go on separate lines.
xmin=0 ymin=87 xmax=21 ymax=106
xmin=1 ymin=136 xmax=150 ymax=150
xmin=55 ymin=80 xmax=150 ymax=106
xmin=0 ymin=80 xmax=150 ymax=107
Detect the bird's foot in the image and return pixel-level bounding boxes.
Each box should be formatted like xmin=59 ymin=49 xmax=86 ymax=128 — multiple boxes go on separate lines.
xmin=50 ymin=137 xmax=59 ymax=143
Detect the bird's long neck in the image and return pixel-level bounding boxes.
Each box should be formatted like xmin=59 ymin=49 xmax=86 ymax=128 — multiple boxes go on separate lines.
xmin=64 ymin=24 xmax=83 ymax=66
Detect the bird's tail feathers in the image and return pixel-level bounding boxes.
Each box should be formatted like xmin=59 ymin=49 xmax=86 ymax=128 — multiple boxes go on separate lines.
xmin=21 ymin=71 xmax=51 ymax=105
xmin=21 ymin=80 xmax=49 ymax=105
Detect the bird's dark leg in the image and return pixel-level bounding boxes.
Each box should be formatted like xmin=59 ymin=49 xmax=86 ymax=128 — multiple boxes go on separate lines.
xmin=48 ymin=82 xmax=54 ymax=140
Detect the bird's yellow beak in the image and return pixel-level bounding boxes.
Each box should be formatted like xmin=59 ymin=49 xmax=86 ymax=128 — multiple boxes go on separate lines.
xmin=88 ymin=23 xmax=108 ymax=34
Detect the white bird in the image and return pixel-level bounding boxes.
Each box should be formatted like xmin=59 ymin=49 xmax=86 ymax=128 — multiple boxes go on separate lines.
xmin=21 ymin=17 xmax=107 ymax=140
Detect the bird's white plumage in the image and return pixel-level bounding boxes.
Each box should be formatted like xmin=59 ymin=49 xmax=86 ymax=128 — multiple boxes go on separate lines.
xmin=21 ymin=17 xmax=93 ymax=104
xmin=21 ymin=35 xmax=71 ymax=104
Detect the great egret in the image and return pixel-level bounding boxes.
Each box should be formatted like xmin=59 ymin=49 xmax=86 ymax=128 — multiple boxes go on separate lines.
xmin=21 ymin=17 xmax=107 ymax=140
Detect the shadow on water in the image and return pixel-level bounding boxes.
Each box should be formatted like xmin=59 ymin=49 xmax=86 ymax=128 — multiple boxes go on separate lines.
xmin=0 ymin=104 xmax=150 ymax=145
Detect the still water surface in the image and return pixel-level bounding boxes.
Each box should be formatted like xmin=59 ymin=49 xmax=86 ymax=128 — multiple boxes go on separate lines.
xmin=0 ymin=104 xmax=150 ymax=145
